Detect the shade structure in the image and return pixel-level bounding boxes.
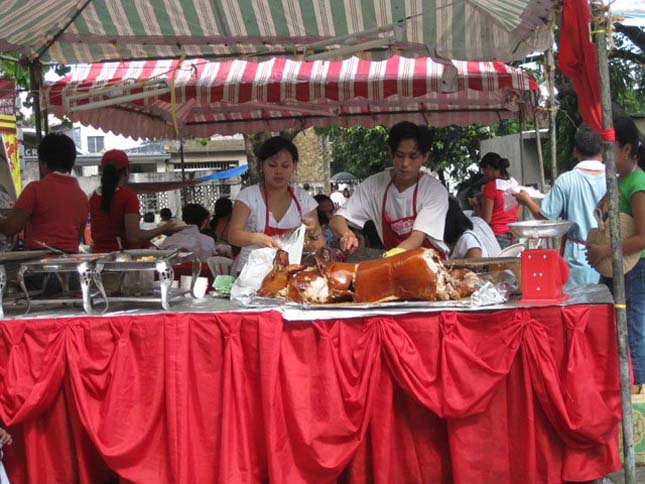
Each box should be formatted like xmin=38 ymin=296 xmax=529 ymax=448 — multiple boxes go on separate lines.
xmin=0 ymin=0 xmax=552 ymax=64
xmin=42 ymin=56 xmax=538 ymax=139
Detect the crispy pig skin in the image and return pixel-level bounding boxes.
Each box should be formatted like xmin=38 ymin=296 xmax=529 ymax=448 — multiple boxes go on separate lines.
xmin=257 ymin=250 xmax=301 ymax=298
xmin=354 ymin=248 xmax=440 ymax=303
xmin=324 ymin=262 xmax=357 ymax=292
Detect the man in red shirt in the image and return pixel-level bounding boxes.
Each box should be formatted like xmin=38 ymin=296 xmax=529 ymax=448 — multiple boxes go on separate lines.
xmin=0 ymin=133 xmax=88 ymax=253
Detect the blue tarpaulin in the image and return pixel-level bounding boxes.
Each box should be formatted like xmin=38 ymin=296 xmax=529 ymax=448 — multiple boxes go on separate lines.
xmin=194 ymin=164 xmax=248 ymax=182
xmin=128 ymin=164 xmax=248 ymax=193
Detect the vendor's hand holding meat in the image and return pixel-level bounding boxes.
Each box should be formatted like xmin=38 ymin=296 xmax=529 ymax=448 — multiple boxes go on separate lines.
xmin=338 ymin=230 xmax=360 ymax=254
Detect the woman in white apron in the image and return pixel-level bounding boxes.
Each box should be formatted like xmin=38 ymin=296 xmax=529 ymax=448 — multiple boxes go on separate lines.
xmin=228 ymin=137 xmax=325 ymax=275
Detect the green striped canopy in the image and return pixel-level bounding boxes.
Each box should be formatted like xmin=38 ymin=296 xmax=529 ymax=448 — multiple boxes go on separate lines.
xmin=0 ymin=0 xmax=553 ymax=64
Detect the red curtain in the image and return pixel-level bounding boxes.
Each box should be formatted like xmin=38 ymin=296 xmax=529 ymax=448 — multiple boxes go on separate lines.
xmin=0 ymin=305 xmax=621 ymax=483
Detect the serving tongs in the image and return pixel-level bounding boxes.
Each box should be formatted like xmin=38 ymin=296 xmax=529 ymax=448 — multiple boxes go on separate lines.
xmin=34 ymin=240 xmax=66 ymax=256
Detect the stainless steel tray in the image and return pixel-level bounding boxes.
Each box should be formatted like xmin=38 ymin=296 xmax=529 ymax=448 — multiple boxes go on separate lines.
xmin=507 ymin=220 xmax=572 ymax=240
xmin=95 ymin=249 xmax=200 ymax=311
xmin=0 ymin=250 xmax=51 ymax=263
xmin=95 ymin=249 xmax=190 ymax=271
xmin=19 ymin=253 xmax=104 ymax=271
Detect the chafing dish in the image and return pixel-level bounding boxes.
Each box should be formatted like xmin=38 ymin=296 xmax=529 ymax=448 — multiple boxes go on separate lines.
xmin=95 ymin=249 xmax=200 ymax=311
xmin=0 ymin=250 xmax=52 ymax=318
xmin=17 ymin=253 xmax=107 ymax=315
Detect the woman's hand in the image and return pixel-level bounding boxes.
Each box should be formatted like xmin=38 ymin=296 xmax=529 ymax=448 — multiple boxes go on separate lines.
xmin=0 ymin=427 xmax=12 ymax=446
xmin=253 ymin=233 xmax=282 ymax=249
xmin=587 ymin=243 xmax=611 ymax=268
xmin=339 ymin=231 xmax=359 ymax=254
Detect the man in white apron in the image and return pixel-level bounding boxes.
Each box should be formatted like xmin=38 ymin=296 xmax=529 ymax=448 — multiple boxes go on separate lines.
xmin=330 ymin=122 xmax=449 ymax=255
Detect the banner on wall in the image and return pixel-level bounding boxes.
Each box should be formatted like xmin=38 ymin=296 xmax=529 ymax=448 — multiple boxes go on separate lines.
xmin=0 ymin=78 xmax=19 ymax=199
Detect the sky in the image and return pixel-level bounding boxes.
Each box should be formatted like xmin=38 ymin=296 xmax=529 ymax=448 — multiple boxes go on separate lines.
xmin=611 ymin=0 xmax=645 ymax=25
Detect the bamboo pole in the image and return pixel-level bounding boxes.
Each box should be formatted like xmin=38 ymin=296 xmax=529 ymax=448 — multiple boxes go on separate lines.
xmin=592 ymin=3 xmax=635 ymax=483
xmin=532 ymin=92 xmax=547 ymax=192
xmin=519 ymin=114 xmax=526 ymax=185
xmin=545 ymin=48 xmax=558 ymax=183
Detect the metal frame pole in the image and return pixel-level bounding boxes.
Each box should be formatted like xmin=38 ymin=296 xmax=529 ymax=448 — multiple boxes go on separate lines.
xmin=28 ymin=62 xmax=42 ymax=144
xmin=545 ymin=48 xmax=558 ymax=183
xmin=592 ymin=3 xmax=635 ymax=483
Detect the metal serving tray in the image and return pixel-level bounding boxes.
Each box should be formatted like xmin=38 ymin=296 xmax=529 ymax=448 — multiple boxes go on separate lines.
xmin=507 ymin=220 xmax=573 ymax=240
xmin=0 ymin=250 xmax=51 ymax=263
xmin=95 ymin=249 xmax=200 ymax=311
xmin=17 ymin=253 xmax=107 ymax=316
xmin=0 ymin=250 xmax=52 ymax=318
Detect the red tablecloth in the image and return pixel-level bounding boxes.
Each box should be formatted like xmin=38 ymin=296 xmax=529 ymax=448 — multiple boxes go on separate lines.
xmin=0 ymin=304 xmax=621 ymax=483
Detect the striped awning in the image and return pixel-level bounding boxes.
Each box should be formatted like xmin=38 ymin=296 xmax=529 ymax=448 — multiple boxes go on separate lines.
xmin=42 ymin=56 xmax=538 ymax=138
xmin=0 ymin=0 xmax=553 ymax=64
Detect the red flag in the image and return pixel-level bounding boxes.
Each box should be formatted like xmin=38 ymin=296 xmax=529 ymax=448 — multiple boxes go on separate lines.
xmin=558 ymin=0 xmax=615 ymax=141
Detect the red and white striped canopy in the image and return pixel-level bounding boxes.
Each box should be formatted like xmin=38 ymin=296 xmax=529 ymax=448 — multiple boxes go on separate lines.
xmin=43 ymin=56 xmax=538 ymax=139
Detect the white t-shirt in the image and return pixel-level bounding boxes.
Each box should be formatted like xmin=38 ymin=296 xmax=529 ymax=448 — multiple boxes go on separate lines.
xmin=336 ymin=169 xmax=448 ymax=250
xmin=232 ymin=184 xmax=318 ymax=274
xmin=330 ymin=191 xmax=347 ymax=208
xmin=160 ymin=225 xmax=217 ymax=262
xmin=451 ymin=216 xmax=502 ymax=259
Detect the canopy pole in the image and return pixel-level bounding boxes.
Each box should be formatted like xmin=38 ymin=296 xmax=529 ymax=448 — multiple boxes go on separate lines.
xmin=179 ymin=137 xmax=187 ymax=205
xmin=592 ymin=4 xmax=635 ymax=483
xmin=29 ymin=62 xmax=43 ymax=144
xmin=519 ymin=111 xmax=526 ymax=184
xmin=545 ymin=48 xmax=558 ymax=182
xmin=532 ymin=93 xmax=546 ymax=192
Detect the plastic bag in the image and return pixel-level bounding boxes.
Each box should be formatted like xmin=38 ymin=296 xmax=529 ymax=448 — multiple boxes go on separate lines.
xmin=471 ymin=270 xmax=518 ymax=306
xmin=230 ymin=225 xmax=306 ymax=305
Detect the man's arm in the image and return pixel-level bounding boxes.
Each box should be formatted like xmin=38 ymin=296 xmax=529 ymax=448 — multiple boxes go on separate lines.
xmin=514 ymin=190 xmax=546 ymax=220
xmin=396 ymin=230 xmax=428 ymax=251
xmin=329 ymin=214 xmax=359 ymax=253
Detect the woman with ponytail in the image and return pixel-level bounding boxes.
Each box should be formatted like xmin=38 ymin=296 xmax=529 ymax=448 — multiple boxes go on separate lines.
xmin=588 ymin=115 xmax=645 ymax=384
xmin=90 ymin=149 xmax=178 ymax=253
xmin=479 ymin=152 xmax=520 ymax=248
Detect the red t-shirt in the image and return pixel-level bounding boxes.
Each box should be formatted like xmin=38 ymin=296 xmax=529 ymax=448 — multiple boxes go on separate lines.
xmin=15 ymin=172 xmax=89 ymax=253
xmin=90 ymin=188 xmax=141 ymax=253
xmin=482 ymin=178 xmax=520 ymax=235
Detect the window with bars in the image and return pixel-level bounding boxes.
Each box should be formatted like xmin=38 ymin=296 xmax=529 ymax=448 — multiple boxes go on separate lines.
xmin=184 ymin=184 xmax=223 ymax=209
xmin=87 ymin=136 xmax=104 ymax=153
xmin=137 ymin=193 xmax=158 ymax=214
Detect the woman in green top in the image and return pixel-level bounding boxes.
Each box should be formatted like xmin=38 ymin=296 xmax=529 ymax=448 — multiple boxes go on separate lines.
xmin=588 ymin=115 xmax=645 ymax=383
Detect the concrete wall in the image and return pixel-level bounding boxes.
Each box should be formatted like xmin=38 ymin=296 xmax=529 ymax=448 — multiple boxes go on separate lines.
xmin=292 ymin=128 xmax=328 ymax=194
xmin=480 ymin=131 xmax=547 ymax=188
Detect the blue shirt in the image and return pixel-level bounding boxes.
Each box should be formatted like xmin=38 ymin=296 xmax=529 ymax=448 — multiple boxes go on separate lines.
xmin=539 ymin=161 xmax=606 ymax=287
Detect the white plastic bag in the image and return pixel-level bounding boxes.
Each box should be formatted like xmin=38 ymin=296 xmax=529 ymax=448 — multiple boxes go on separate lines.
xmin=230 ymin=225 xmax=307 ymax=305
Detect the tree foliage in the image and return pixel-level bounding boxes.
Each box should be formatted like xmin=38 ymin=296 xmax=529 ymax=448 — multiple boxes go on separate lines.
xmin=0 ymin=61 xmax=70 ymax=125
xmin=319 ymin=124 xmax=494 ymax=191
xmin=323 ymin=126 xmax=390 ymax=180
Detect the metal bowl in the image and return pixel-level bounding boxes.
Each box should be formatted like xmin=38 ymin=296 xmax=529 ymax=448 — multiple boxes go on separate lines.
xmin=507 ymin=220 xmax=573 ymax=239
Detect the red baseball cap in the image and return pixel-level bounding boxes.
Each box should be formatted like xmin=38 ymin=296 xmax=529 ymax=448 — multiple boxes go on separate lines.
xmin=101 ymin=149 xmax=129 ymax=171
